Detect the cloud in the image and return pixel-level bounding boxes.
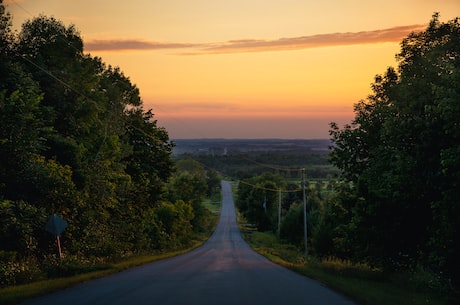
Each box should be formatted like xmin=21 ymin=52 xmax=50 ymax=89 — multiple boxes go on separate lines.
xmin=85 ymin=39 xmax=199 ymax=52
xmin=194 ymin=24 xmax=426 ymax=54
xmin=85 ymin=24 xmax=426 ymax=54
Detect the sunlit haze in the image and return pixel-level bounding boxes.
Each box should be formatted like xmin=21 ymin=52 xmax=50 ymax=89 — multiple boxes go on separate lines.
xmin=5 ymin=0 xmax=460 ymax=139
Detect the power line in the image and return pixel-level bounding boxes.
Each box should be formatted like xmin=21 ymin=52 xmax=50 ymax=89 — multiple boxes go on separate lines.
xmin=9 ymin=0 xmax=33 ymax=17
xmin=8 ymin=1 xmax=215 ymax=141
xmin=8 ymin=2 xmax=312 ymax=180
xmin=15 ymin=51 xmax=168 ymax=160
xmin=19 ymin=54 xmax=86 ymax=98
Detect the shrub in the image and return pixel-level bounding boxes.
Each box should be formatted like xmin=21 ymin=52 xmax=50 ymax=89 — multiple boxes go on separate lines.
xmin=41 ymin=255 xmax=110 ymax=278
xmin=0 ymin=252 xmax=44 ymax=287
xmin=408 ymin=265 xmax=452 ymax=294
xmin=320 ymin=257 xmax=383 ymax=281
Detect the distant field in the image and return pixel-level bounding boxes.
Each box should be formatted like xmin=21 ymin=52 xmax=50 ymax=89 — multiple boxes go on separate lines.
xmin=173 ymin=138 xmax=331 ymax=156
xmin=173 ymin=138 xmax=338 ymax=180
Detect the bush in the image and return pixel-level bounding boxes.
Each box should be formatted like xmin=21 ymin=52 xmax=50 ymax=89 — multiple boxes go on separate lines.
xmin=41 ymin=255 xmax=110 ymax=278
xmin=280 ymin=203 xmax=304 ymax=244
xmin=0 ymin=252 xmax=44 ymax=287
xmin=408 ymin=265 xmax=452 ymax=294
xmin=320 ymin=257 xmax=384 ymax=281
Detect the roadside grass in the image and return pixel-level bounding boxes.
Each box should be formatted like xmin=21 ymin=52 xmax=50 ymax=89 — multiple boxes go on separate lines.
xmin=0 ymin=242 xmax=207 ymax=305
xmin=202 ymin=191 xmax=222 ymax=215
xmin=239 ymin=229 xmax=452 ymax=305
xmin=0 ymin=198 xmax=221 ymax=305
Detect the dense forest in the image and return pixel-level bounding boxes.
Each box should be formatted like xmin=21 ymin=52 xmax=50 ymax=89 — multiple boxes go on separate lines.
xmin=330 ymin=13 xmax=459 ymax=281
xmin=0 ymin=2 xmax=218 ymax=287
xmin=236 ymin=14 xmax=459 ymax=292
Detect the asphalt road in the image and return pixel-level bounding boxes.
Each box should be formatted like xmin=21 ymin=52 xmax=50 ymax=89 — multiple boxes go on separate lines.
xmin=22 ymin=180 xmax=357 ymax=305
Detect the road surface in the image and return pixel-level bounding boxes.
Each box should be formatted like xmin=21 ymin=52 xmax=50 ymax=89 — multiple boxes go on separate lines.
xmin=22 ymin=180 xmax=357 ymax=305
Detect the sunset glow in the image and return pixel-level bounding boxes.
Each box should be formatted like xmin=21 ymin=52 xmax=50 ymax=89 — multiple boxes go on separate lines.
xmin=6 ymin=0 xmax=460 ymax=138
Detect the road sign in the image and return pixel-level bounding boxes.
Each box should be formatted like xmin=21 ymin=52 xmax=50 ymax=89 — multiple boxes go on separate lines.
xmin=45 ymin=214 xmax=68 ymax=259
xmin=45 ymin=214 xmax=68 ymax=237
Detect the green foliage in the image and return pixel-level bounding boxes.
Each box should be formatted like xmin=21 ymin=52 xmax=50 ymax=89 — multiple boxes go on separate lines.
xmin=0 ymin=200 xmax=48 ymax=256
xmin=311 ymin=184 xmax=355 ymax=258
xmin=406 ymin=265 xmax=452 ymax=294
xmin=236 ymin=173 xmax=286 ymax=231
xmin=152 ymin=200 xmax=195 ymax=249
xmin=237 ymin=172 xmax=328 ymax=256
xmin=234 ymin=14 xmax=460 ymax=301
xmin=0 ymin=4 xmax=193 ymax=288
xmin=0 ymin=1 xmax=221 ymax=290
xmin=0 ymin=251 xmax=44 ymax=287
xmin=279 ymin=203 xmax=304 ymax=243
xmin=319 ymin=257 xmax=383 ymax=281
xmin=40 ymin=255 xmax=110 ymax=279
xmin=189 ymin=153 xmax=338 ymax=180
xmin=329 ymin=14 xmax=460 ymax=283
xmin=241 ymin=230 xmax=452 ymax=305
xmin=166 ymin=160 xmax=215 ymax=233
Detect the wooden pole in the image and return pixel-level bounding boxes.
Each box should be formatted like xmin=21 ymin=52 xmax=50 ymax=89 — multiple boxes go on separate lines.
xmin=57 ymin=235 xmax=63 ymax=259
xmin=302 ymin=168 xmax=308 ymax=256
xmin=278 ymin=189 xmax=281 ymax=237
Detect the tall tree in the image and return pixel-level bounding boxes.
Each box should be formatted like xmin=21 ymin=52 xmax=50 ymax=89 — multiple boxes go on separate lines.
xmin=2 ymin=12 xmax=175 ymax=259
xmin=236 ymin=173 xmax=286 ymax=231
xmin=329 ymin=14 xmax=459 ymax=277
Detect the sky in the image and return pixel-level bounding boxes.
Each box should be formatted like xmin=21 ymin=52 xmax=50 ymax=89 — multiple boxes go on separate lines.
xmin=5 ymin=0 xmax=460 ymax=139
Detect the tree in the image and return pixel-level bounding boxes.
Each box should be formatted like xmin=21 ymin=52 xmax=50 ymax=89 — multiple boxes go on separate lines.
xmin=124 ymin=107 xmax=174 ymax=203
xmin=329 ymin=14 xmax=460 ymax=278
xmin=1 ymin=9 xmax=176 ymax=265
xmin=153 ymin=200 xmax=194 ymax=249
xmin=237 ymin=173 xmax=285 ymax=231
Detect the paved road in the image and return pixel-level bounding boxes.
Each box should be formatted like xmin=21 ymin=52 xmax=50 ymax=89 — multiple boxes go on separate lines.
xmin=22 ymin=180 xmax=357 ymax=305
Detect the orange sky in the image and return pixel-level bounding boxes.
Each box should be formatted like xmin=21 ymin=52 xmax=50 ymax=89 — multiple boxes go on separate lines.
xmin=6 ymin=0 xmax=460 ymax=138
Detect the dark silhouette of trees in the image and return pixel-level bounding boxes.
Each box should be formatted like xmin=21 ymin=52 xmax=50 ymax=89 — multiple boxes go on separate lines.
xmin=329 ymin=14 xmax=459 ymax=280
xmin=0 ymin=2 xmax=214 ymax=286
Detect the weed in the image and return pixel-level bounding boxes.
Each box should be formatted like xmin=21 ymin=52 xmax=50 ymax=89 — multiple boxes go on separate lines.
xmin=240 ymin=229 xmax=452 ymax=305
xmin=319 ymin=257 xmax=384 ymax=281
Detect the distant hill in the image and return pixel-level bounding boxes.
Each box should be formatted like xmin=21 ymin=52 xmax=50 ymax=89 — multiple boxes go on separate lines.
xmin=173 ymin=139 xmax=331 ymax=156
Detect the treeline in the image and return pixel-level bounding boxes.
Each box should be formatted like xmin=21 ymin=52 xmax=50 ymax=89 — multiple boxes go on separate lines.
xmin=187 ymin=153 xmax=339 ymax=180
xmin=0 ymin=3 xmax=218 ymax=287
xmin=236 ymin=173 xmax=331 ymax=247
xmin=237 ymin=14 xmax=459 ymax=291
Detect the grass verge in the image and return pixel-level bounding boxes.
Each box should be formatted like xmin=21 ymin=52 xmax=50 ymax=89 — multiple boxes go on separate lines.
xmin=240 ymin=229 xmax=453 ymax=305
xmin=0 ymin=242 xmax=206 ymax=305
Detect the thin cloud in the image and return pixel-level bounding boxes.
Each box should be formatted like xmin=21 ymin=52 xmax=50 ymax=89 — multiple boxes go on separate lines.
xmin=194 ymin=24 xmax=426 ymax=54
xmin=85 ymin=24 xmax=426 ymax=54
xmin=85 ymin=39 xmax=199 ymax=52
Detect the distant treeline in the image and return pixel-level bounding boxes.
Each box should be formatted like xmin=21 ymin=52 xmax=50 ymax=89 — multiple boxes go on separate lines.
xmin=173 ymin=138 xmax=331 ymax=156
xmin=182 ymin=153 xmax=339 ymax=180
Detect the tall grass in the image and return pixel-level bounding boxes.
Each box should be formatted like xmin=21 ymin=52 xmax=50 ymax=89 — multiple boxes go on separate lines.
xmin=240 ymin=230 xmax=453 ymax=305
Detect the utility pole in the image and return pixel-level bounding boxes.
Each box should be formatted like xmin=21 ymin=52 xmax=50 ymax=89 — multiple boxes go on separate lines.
xmin=277 ymin=189 xmax=281 ymax=237
xmin=302 ymin=168 xmax=308 ymax=256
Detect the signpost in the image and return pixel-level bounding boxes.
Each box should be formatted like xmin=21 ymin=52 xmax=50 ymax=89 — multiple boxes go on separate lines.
xmin=45 ymin=214 xmax=68 ymax=259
